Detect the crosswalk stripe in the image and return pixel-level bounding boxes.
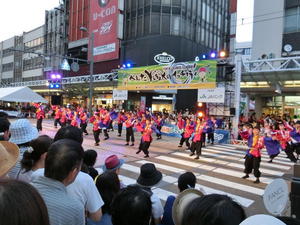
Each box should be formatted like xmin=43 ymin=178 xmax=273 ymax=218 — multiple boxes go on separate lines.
xmin=171 ymin=152 xmax=273 ymax=184
xmin=136 ymin=160 xmax=185 ymax=173
xmin=194 ymin=184 xmax=254 ymax=208
xmin=197 ymin=175 xmax=265 ymax=196
xmin=171 ymin=151 xmax=284 ymax=176
xmin=152 ymin=188 xmax=177 ymax=201
xmin=206 ymin=146 xmax=294 ymax=165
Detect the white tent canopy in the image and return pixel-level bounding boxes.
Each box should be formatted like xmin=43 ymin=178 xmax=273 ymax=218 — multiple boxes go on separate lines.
xmin=0 ymin=87 xmax=48 ymax=103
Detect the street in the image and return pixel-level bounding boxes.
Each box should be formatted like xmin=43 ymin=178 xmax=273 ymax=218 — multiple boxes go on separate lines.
xmin=37 ymin=119 xmax=294 ymax=216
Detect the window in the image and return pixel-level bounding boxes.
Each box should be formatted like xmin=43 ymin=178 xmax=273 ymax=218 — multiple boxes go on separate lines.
xmin=162 ymin=14 xmax=170 ymax=34
xmin=284 ymin=7 xmax=299 ymax=33
xmin=151 ymin=14 xmax=160 ymax=34
xmin=2 ymin=62 xmax=13 ymax=72
xmin=23 ymin=56 xmax=43 ymax=71
xmin=144 ymin=15 xmax=150 ymax=35
xmin=171 ymin=15 xmax=180 ymax=35
xmin=2 ymin=48 xmax=14 ymax=57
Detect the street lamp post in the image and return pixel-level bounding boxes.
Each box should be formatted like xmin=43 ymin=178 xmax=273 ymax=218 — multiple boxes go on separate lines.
xmin=80 ymin=27 xmax=94 ymax=114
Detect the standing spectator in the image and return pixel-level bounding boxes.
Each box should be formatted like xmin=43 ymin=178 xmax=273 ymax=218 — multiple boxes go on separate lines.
xmin=111 ymin=185 xmax=152 ymax=225
xmin=18 ymin=135 xmax=53 ymax=182
xmin=161 ymin=172 xmax=197 ymax=225
xmin=0 ymin=141 xmax=19 ymax=178
xmin=8 ymin=119 xmax=38 ymax=179
xmin=31 ymin=139 xmax=85 ymax=225
xmin=83 ymin=149 xmax=99 ymax=180
xmin=137 ymin=163 xmax=164 ymax=225
xmin=87 ymin=171 xmax=121 ymax=225
xmin=182 ymin=194 xmax=246 ymax=225
xmin=0 ymin=179 xmax=50 ymax=225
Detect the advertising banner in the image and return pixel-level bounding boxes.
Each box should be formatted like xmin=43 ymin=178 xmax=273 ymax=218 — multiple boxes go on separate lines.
xmin=89 ymin=0 xmax=119 ymax=62
xmin=197 ymin=87 xmax=225 ymax=103
xmin=140 ymin=96 xmax=146 ymax=112
xmin=117 ymin=60 xmax=217 ymax=90
xmin=112 ymin=90 xmax=128 ymax=100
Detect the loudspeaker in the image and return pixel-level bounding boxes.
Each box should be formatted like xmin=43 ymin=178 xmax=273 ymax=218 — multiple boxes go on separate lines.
xmin=230 ymin=108 xmax=236 ymax=116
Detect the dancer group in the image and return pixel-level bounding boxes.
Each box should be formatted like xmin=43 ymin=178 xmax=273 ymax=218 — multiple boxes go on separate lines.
xmin=33 ymin=104 xmax=300 ymax=184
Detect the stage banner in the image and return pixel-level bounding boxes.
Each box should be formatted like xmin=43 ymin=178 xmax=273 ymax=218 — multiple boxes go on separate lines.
xmin=117 ymin=60 xmax=217 ymax=90
xmin=89 ymin=0 xmax=119 ymax=62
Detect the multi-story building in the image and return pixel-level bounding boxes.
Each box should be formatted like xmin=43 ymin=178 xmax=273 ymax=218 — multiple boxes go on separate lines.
xmin=241 ymin=0 xmax=300 ymax=117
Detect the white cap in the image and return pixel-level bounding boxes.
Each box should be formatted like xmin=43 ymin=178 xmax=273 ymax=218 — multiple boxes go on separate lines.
xmin=239 ymin=214 xmax=286 ymax=225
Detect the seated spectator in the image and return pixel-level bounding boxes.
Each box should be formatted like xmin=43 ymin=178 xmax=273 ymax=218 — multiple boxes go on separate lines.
xmin=87 ymin=171 xmax=121 ymax=225
xmin=8 ymin=119 xmax=38 ymax=179
xmin=137 ymin=163 xmax=164 ymax=225
xmin=0 ymin=117 xmax=10 ymax=141
xmin=31 ymin=139 xmax=85 ymax=225
xmin=54 ymin=126 xmax=83 ymax=144
xmin=0 ymin=141 xmax=19 ymax=178
xmin=32 ymin=126 xmax=104 ymax=222
xmin=162 ymin=172 xmax=196 ymax=225
xmin=102 ymin=155 xmax=125 ymax=188
xmin=83 ymin=149 xmax=99 ymax=180
xmin=111 ymin=185 xmax=152 ymax=225
xmin=182 ymin=194 xmax=246 ymax=225
xmin=18 ymin=135 xmax=53 ymax=182
xmin=0 ymin=179 xmax=50 ymax=225
xmin=240 ymin=214 xmax=286 ymax=225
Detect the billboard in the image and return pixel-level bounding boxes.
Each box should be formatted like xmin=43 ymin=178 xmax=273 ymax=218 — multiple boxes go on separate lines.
xmin=197 ymin=87 xmax=225 ymax=103
xmin=89 ymin=0 xmax=119 ymax=62
xmin=117 ymin=60 xmax=217 ymax=90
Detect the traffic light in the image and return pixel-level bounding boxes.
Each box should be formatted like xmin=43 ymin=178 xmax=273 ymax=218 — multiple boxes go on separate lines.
xmin=196 ymin=102 xmax=206 ymax=118
xmin=48 ymin=73 xmax=62 ymax=89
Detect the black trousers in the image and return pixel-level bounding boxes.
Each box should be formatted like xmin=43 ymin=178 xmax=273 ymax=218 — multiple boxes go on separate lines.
xmin=179 ymin=135 xmax=190 ymax=148
xmin=207 ymin=132 xmax=214 ymax=144
xmin=156 ymin=125 xmax=162 ymax=138
xmin=244 ymin=155 xmax=261 ymax=178
xmin=269 ymin=153 xmax=279 ymax=160
xmin=292 ymin=143 xmax=300 ymax=155
xmin=118 ymin=123 xmax=123 ymax=135
xmin=285 ymin=143 xmax=297 ymax=162
xmin=139 ymin=141 xmax=151 ymax=156
xmin=109 ymin=121 xmax=114 ymax=131
xmin=37 ymin=118 xmax=43 ymax=131
xmin=93 ymin=130 xmax=100 ymax=144
xmin=201 ymin=133 xmax=206 ymax=146
xmin=126 ymin=127 xmax=135 ymax=143
xmin=190 ymin=141 xmax=202 ymax=156
xmin=54 ymin=118 xmax=61 ymax=127
xmin=80 ymin=123 xmax=88 ymax=134
xmin=103 ymin=129 xmax=109 ymax=138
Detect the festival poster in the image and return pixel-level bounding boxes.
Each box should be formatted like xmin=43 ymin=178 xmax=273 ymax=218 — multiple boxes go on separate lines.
xmin=89 ymin=0 xmax=120 ymax=62
xmin=117 ymin=60 xmax=217 ymax=90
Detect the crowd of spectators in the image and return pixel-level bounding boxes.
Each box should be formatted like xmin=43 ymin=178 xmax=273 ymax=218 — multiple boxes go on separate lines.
xmin=0 ymin=112 xmax=300 ymax=225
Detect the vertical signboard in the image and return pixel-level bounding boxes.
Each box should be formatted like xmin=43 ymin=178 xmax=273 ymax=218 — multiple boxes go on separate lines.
xmin=89 ymin=0 xmax=119 ymax=62
xmin=140 ymin=96 xmax=146 ymax=112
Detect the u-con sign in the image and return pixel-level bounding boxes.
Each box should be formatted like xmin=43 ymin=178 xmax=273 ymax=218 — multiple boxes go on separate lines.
xmin=154 ymin=53 xmax=175 ymax=65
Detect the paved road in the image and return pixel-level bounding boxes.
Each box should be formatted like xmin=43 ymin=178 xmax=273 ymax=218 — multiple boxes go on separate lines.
xmin=35 ymin=119 xmax=294 ymax=216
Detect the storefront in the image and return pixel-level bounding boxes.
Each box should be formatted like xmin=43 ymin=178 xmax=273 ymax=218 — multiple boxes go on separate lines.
xmin=262 ymin=96 xmax=300 ymax=117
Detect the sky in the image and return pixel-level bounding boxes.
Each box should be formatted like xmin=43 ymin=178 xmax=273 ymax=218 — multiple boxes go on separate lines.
xmin=0 ymin=0 xmax=60 ymax=41
xmin=0 ymin=0 xmax=254 ymax=43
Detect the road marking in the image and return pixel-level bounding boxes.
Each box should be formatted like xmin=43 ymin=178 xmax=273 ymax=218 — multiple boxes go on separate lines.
xmin=197 ymin=175 xmax=265 ymax=196
xmin=136 ymin=160 xmax=185 ymax=173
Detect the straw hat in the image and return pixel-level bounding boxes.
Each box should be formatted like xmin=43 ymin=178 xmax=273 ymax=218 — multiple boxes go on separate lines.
xmin=0 ymin=141 xmax=19 ymax=177
xmin=172 ymin=189 xmax=204 ymax=225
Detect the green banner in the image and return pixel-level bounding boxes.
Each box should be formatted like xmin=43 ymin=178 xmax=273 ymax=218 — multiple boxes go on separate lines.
xmin=117 ymin=60 xmax=217 ymax=90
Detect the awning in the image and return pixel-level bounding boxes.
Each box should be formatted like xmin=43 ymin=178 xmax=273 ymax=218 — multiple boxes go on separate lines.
xmin=0 ymin=87 xmax=48 ymax=103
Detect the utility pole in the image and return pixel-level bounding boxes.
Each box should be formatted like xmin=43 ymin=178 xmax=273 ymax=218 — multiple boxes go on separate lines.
xmin=233 ymin=54 xmax=242 ymax=139
xmin=88 ymin=32 xmax=94 ymax=114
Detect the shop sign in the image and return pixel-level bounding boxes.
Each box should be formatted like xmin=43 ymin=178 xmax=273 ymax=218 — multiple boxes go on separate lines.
xmin=113 ymin=90 xmax=128 ymax=100
xmin=117 ymin=60 xmax=217 ymax=90
xmin=154 ymin=52 xmax=175 ymax=65
xmin=197 ymin=87 xmax=225 ymax=103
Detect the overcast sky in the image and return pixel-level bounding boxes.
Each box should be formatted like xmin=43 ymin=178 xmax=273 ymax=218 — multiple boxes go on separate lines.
xmin=0 ymin=0 xmax=254 ymax=43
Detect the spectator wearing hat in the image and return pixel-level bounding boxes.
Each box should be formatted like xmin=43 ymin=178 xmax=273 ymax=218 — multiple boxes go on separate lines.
xmin=102 ymin=155 xmax=125 ymax=188
xmin=137 ymin=163 xmax=164 ymax=225
xmin=182 ymin=194 xmax=245 ymax=225
xmin=240 ymin=214 xmax=286 ymax=225
xmin=32 ymin=126 xmax=104 ymax=223
xmin=17 ymin=135 xmax=53 ymax=182
xmin=0 ymin=141 xmax=19 ymax=178
xmin=31 ymin=139 xmax=85 ymax=225
xmin=87 ymin=171 xmax=121 ymax=225
xmin=111 ymin=185 xmax=152 ymax=225
xmin=0 ymin=117 xmax=10 ymax=141
xmin=161 ymin=172 xmax=197 ymax=225
xmin=0 ymin=179 xmax=50 ymax=225
xmin=8 ymin=119 xmax=39 ymax=179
